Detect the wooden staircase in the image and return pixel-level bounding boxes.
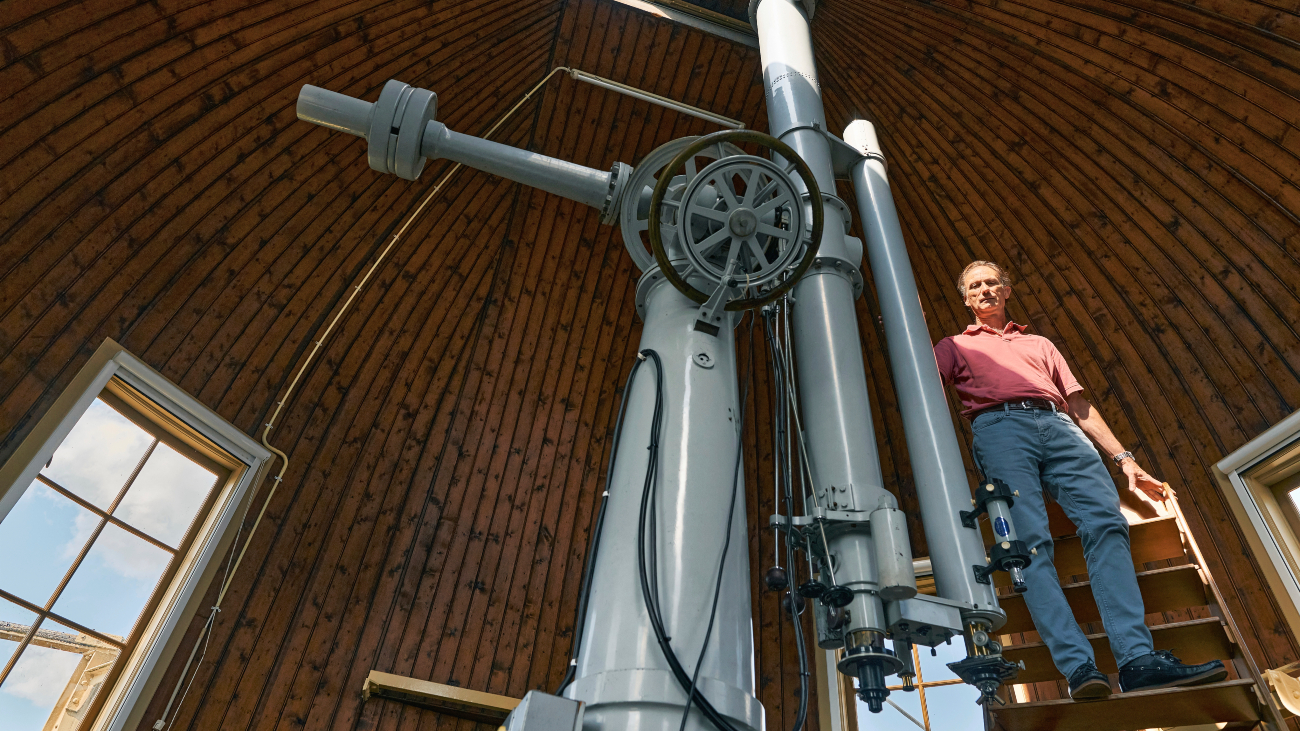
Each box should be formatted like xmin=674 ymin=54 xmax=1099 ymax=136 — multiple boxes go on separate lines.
xmin=983 ymin=488 xmax=1288 ymax=731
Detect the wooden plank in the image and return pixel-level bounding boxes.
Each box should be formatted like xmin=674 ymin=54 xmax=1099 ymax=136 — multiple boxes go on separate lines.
xmin=362 ymin=670 xmax=518 ymax=723
xmin=999 ymin=564 xmax=1208 ymax=635
xmin=989 ymin=678 xmax=1260 ymax=731
xmin=1003 ymin=617 xmax=1233 ymax=684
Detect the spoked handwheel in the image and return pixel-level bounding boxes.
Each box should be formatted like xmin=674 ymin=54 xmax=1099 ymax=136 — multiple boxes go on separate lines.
xmin=618 ymin=137 xmax=746 ymax=274
xmin=646 ymin=129 xmax=824 ymax=332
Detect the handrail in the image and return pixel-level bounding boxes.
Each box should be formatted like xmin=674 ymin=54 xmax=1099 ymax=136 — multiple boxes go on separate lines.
xmin=1162 ymin=482 xmax=1288 ymax=730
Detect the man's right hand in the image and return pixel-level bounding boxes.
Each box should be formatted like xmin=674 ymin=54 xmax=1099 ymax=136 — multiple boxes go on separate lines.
xmin=1123 ymin=460 xmax=1169 ymax=502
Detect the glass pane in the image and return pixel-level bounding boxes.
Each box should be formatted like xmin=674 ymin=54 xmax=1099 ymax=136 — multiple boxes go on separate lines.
xmin=41 ymin=398 xmax=153 ymax=510
xmin=918 ymin=683 xmax=983 ymax=730
xmin=916 ymin=639 xmax=968 ymax=683
xmin=0 ymin=617 xmax=94 ymax=731
xmin=0 ymin=480 xmax=100 ymax=606
xmin=52 ymin=523 xmax=171 ymax=639
xmin=857 ymin=684 xmax=925 ymax=730
xmin=115 ymin=442 xmax=217 ymax=547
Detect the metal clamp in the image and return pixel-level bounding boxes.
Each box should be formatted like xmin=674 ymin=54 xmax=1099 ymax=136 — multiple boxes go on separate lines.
xmin=960 ymin=478 xmax=1018 ymax=529
xmin=973 ymin=540 xmax=1033 ymax=586
xmin=777 ymin=124 xmax=871 ymax=180
xmin=599 ymin=162 xmax=631 ymax=225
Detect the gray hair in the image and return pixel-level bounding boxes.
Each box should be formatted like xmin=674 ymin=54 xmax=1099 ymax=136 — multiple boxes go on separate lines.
xmin=957 ymin=260 xmax=1011 ymax=296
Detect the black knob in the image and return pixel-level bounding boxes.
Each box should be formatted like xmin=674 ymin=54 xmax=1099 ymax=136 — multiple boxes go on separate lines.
xmin=764 ymin=566 xmax=789 ymax=592
xmin=856 ymin=662 xmax=890 ymax=714
xmin=822 ymin=584 xmax=853 ymax=608
xmin=798 ymin=580 xmax=828 ymax=599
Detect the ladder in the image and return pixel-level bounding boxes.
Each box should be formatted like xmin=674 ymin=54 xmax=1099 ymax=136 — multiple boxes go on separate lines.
xmin=983 ymin=487 xmax=1287 ymax=731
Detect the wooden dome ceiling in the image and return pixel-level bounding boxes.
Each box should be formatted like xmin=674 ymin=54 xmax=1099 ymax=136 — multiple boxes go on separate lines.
xmin=2 ymin=0 xmax=1298 ymax=728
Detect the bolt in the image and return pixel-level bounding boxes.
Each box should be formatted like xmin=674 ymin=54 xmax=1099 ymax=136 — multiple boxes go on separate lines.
xmin=1001 ymin=541 xmax=1011 ymax=549
xmin=986 ymin=484 xmax=995 ymax=491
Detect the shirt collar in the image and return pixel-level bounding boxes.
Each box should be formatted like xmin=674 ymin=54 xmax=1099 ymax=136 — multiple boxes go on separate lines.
xmin=963 ymin=321 xmax=1027 ymax=336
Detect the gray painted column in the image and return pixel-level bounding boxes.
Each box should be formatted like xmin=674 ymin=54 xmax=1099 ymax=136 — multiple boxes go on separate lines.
xmin=565 ymin=274 xmax=762 ymax=731
xmin=842 ymin=121 xmax=1002 ymax=623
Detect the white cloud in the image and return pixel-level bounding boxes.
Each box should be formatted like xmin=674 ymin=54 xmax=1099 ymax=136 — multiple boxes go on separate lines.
xmin=114 ymin=443 xmax=216 ymax=547
xmin=44 ymin=400 xmax=215 ymax=577
xmin=2 ymin=644 xmax=82 ymax=707
xmin=43 ymin=400 xmax=153 ymax=509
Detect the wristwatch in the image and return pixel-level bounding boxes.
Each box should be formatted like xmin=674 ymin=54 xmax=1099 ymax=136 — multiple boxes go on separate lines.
xmin=1111 ymin=450 xmax=1135 ymax=465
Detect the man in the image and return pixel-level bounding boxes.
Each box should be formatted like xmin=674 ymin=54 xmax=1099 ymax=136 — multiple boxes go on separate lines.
xmin=933 ymin=260 xmax=1226 ymax=700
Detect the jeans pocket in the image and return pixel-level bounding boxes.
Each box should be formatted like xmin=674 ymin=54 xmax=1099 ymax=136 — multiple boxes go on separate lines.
xmin=973 ymin=412 xmax=1007 ymax=432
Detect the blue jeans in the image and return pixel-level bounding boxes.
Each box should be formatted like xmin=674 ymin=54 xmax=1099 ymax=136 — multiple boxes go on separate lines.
xmin=972 ymin=406 xmax=1154 ymax=678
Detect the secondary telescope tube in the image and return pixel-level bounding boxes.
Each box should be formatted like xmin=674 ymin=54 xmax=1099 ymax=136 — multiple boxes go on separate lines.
xmin=842 ymin=120 xmax=1002 ymax=624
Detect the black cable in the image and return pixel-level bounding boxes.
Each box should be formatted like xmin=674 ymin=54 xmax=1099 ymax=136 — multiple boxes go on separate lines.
xmin=677 ymin=316 xmax=755 ymax=731
xmin=555 ymin=355 xmax=646 ymax=695
xmin=764 ymin=305 xmax=811 ymax=731
xmin=636 ymin=349 xmax=745 ymax=731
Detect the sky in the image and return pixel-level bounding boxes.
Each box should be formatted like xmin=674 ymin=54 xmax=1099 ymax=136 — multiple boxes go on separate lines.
xmin=855 ymin=639 xmax=985 ymax=731
xmin=0 ymin=398 xmax=217 ymax=730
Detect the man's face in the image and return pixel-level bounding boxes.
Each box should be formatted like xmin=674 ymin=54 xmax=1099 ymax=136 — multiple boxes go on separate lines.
xmin=963 ymin=265 xmax=1010 ymax=319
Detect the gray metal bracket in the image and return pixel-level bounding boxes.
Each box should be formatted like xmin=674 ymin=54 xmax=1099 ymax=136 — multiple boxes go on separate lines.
xmin=807 ymin=256 xmax=864 ymax=298
xmin=778 ymin=123 xmax=871 ymax=180
xmin=885 ymin=595 xmax=967 ymax=647
xmin=770 ymin=509 xmax=871 ymax=545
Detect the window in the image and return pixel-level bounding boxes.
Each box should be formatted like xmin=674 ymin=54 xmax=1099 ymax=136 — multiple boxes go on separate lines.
xmin=855 ymin=640 xmax=983 ymax=731
xmin=1214 ymin=408 xmax=1300 ymax=645
xmin=0 ymin=340 xmax=271 ymax=731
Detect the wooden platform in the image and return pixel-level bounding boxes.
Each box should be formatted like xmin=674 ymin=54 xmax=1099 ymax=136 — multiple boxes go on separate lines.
xmin=989 ymin=679 xmax=1261 ymax=731
xmin=990 ymin=485 xmax=1285 ymax=730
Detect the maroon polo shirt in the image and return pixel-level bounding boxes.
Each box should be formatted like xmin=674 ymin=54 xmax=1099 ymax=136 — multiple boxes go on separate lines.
xmin=934 ymin=322 xmax=1083 ymax=419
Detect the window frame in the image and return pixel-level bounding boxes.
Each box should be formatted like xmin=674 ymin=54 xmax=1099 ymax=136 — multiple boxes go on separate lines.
xmin=881 ymin=644 xmax=970 ymax=730
xmin=1214 ymin=408 xmax=1300 ymax=646
xmin=0 ymin=338 xmax=272 ymax=731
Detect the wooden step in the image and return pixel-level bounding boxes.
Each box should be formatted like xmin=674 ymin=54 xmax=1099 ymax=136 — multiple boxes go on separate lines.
xmin=995 ymin=515 xmax=1185 ymax=589
xmin=998 ymin=564 xmax=1208 ymax=635
xmin=1002 ymin=617 xmax=1232 ymax=684
xmin=989 ymin=678 xmax=1260 ymax=731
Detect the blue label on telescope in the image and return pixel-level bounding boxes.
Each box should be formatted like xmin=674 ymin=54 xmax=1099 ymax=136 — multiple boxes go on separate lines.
xmin=993 ymin=517 xmax=1011 ymax=537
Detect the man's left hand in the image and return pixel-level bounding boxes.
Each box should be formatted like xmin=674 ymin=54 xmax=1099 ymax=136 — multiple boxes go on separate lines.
xmin=1122 ymin=460 xmax=1168 ymax=502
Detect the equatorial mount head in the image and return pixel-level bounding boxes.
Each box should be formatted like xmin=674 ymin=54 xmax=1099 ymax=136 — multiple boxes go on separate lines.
xmin=623 ymin=130 xmax=824 ymax=335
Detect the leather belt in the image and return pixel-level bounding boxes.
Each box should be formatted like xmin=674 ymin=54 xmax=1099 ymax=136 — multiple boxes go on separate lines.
xmin=971 ymin=398 xmax=1058 ymax=420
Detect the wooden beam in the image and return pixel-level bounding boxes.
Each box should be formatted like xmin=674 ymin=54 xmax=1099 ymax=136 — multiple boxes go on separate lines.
xmin=361 ymin=670 xmax=519 ymax=724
